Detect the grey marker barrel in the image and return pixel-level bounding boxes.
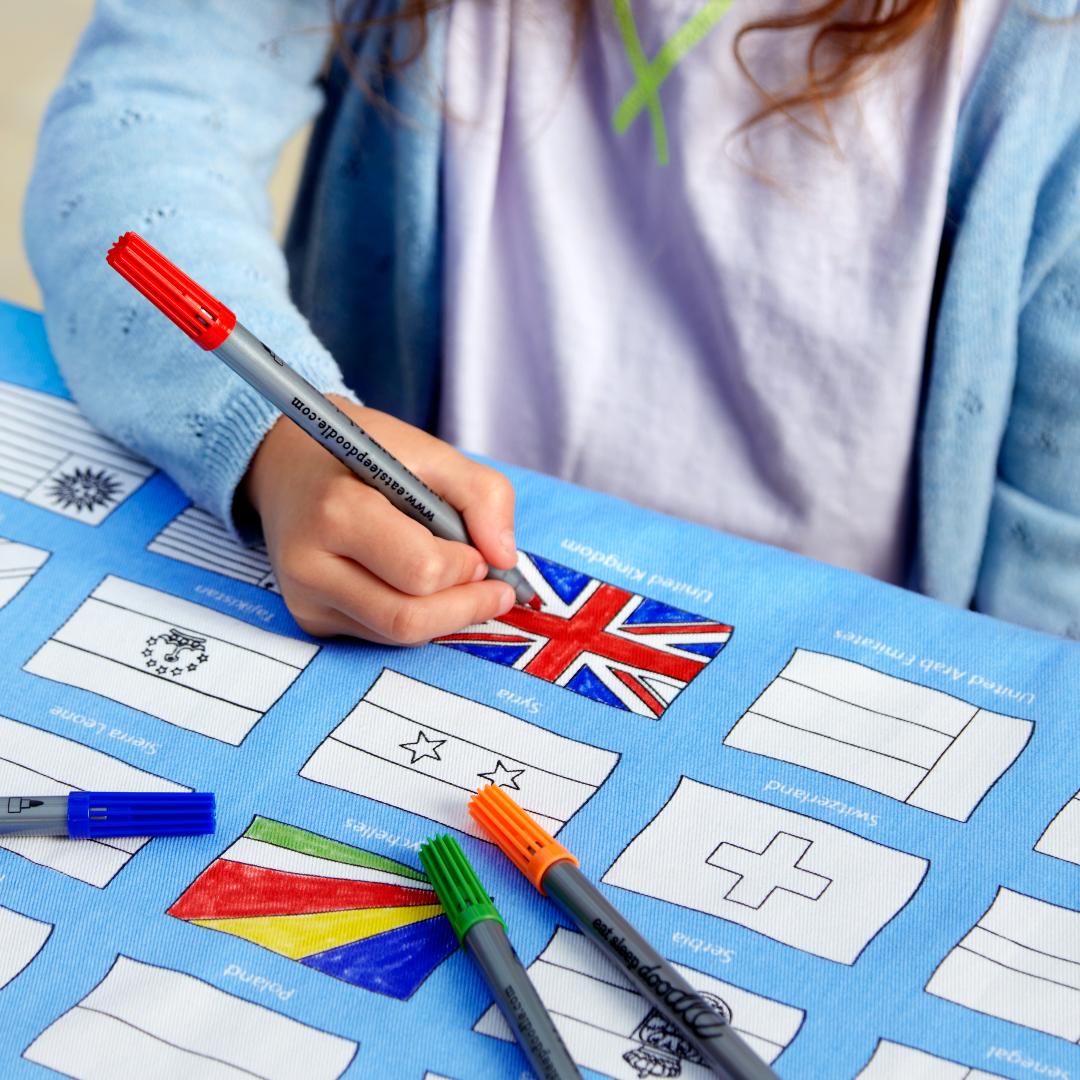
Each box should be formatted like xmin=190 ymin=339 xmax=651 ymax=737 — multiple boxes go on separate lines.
xmin=463 ymin=920 xmax=581 ymax=1080
xmin=1 ymin=796 xmax=68 ymax=836
xmin=542 ymin=861 xmax=778 ymax=1080
xmin=215 ymin=324 xmax=538 ymax=606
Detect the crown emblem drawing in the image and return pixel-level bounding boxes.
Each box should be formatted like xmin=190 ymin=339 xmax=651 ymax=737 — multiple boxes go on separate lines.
xmin=623 ymin=993 xmax=731 ymax=1078
xmin=143 ymin=627 xmax=209 ymax=678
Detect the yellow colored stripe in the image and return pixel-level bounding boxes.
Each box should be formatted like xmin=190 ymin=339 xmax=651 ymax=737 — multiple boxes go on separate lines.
xmin=191 ymin=904 xmax=444 ymax=959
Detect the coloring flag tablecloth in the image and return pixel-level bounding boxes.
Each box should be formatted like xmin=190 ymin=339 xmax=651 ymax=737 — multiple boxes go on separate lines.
xmin=2 ymin=299 xmax=1080 ymax=1080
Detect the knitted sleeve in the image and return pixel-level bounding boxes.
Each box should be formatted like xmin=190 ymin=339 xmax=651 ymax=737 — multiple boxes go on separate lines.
xmin=23 ymin=0 xmax=357 ymax=534
xmin=913 ymin=0 xmax=1080 ymax=636
xmin=976 ymin=115 xmax=1080 ymax=636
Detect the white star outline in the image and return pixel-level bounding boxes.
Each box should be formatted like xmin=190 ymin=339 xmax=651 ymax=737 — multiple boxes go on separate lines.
xmin=478 ymin=760 xmax=526 ymax=791
xmin=399 ymin=729 xmax=446 ymax=765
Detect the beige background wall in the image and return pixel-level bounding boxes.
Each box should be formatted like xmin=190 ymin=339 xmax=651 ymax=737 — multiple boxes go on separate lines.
xmin=3 ymin=3 xmax=306 ymax=311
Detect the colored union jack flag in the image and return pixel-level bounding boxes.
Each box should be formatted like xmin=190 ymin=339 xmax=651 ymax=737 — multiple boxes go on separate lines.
xmin=436 ymin=554 xmax=733 ymax=717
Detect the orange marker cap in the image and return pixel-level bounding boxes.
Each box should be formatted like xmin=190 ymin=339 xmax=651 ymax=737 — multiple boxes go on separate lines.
xmin=469 ymin=785 xmax=578 ymax=894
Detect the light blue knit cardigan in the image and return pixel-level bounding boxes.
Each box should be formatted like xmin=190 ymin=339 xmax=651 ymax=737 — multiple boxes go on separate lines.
xmin=23 ymin=0 xmax=1080 ymax=636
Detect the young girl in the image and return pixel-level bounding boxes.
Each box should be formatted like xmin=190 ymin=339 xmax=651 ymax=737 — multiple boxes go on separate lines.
xmin=24 ymin=0 xmax=1080 ymax=644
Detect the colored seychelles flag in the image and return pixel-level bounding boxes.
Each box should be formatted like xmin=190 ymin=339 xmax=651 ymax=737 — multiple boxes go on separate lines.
xmin=436 ymin=553 xmax=732 ymax=717
xmin=168 ymin=817 xmax=456 ymax=1000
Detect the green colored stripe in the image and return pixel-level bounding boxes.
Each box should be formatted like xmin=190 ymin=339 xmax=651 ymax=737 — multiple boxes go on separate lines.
xmin=245 ymin=817 xmax=428 ymax=882
xmin=611 ymin=0 xmax=735 ymax=164
xmin=612 ymin=0 xmax=670 ymax=164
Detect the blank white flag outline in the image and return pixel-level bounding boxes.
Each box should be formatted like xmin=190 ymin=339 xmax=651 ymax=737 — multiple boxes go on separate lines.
xmin=602 ymin=776 xmax=929 ymax=965
xmin=724 ymin=648 xmax=1033 ymax=821
xmin=299 ymin=668 xmax=620 ymax=838
xmin=925 ymin=886 xmax=1080 ymax=1043
xmin=1034 ymin=791 xmax=1080 ymax=867
xmin=0 ymin=905 xmax=53 ymax=992
xmin=23 ymin=575 xmax=319 ymax=745
xmin=855 ymin=1039 xmax=1005 ymax=1079
xmin=23 ymin=955 xmax=359 ymax=1080
xmin=148 ymin=506 xmax=277 ymax=591
xmin=0 ymin=537 xmax=49 ymax=608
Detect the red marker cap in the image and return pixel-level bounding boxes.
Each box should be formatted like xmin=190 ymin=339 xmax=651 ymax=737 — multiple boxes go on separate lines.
xmin=106 ymin=232 xmax=236 ymax=351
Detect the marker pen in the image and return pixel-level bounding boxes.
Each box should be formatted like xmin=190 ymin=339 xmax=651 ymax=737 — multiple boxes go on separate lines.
xmin=419 ymin=834 xmax=581 ymax=1080
xmin=469 ymin=785 xmax=777 ymax=1080
xmin=1 ymin=792 xmax=215 ymax=838
xmin=106 ymin=232 xmax=539 ymax=609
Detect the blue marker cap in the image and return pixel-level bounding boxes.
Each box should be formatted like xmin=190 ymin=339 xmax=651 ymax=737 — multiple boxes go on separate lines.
xmin=66 ymin=792 xmax=216 ymax=838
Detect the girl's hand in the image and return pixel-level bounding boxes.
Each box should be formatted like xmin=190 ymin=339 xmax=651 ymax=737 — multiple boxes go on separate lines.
xmin=243 ymin=397 xmax=519 ymax=644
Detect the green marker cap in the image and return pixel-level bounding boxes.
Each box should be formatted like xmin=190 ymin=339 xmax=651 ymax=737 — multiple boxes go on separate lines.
xmin=419 ymin=834 xmax=506 ymax=944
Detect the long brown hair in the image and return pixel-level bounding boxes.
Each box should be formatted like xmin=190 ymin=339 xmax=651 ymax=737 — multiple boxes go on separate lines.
xmin=331 ymin=0 xmax=957 ymax=133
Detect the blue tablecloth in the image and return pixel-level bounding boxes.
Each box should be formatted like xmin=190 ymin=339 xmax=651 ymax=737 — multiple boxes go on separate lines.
xmin=1 ymin=300 xmax=1078 ymax=1080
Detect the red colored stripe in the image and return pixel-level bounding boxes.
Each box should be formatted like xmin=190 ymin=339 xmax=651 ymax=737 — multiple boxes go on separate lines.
xmin=167 ymin=859 xmax=438 ymax=920
xmin=498 ymin=584 xmax=702 ymax=682
xmin=621 ymin=623 xmax=733 ymax=636
xmin=613 ymin=669 xmax=665 ymax=716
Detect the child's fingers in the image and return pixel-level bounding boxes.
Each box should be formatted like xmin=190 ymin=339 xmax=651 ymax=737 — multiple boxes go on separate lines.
xmin=282 ymin=605 xmax=419 ymax=648
xmin=422 ymin=452 xmax=519 ymax=571
xmin=321 ymin=554 xmax=516 ymax=645
xmin=315 ymin=481 xmax=488 ymax=596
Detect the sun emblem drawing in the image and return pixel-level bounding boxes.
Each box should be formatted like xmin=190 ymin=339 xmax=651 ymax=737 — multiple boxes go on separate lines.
xmin=143 ymin=627 xmax=209 ymax=678
xmin=46 ymin=467 xmax=122 ymax=514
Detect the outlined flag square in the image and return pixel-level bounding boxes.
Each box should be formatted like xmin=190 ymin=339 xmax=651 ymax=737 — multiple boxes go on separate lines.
xmin=23 ymin=576 xmax=318 ymax=745
xmin=603 ymin=778 xmax=928 ymax=965
xmin=24 ymin=955 xmax=357 ymax=1078
xmin=725 ymin=649 xmax=1032 ymax=821
xmin=926 ymin=887 xmax=1080 ymax=1042
xmin=300 ymin=669 xmax=619 ymax=839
